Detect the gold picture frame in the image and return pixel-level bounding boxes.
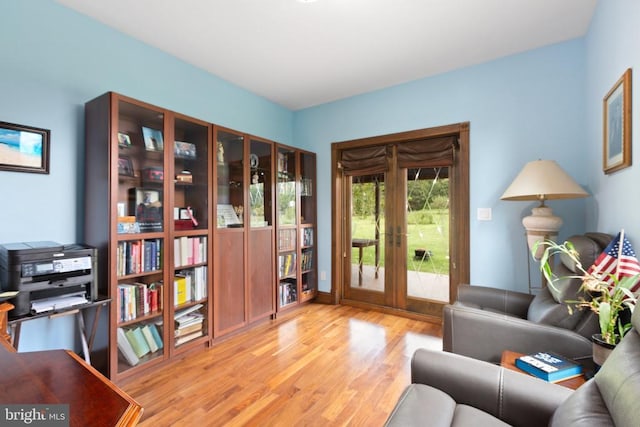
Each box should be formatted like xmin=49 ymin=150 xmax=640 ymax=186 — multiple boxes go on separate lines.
xmin=603 ymin=68 xmax=632 ymax=174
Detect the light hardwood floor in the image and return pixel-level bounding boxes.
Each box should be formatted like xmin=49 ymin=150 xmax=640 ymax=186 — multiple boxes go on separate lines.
xmin=122 ymin=303 xmax=443 ymax=426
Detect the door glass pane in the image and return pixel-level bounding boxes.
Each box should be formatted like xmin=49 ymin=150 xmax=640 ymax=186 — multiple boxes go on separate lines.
xmin=406 ymin=167 xmax=449 ymax=302
xmin=350 ymin=174 xmax=385 ymax=291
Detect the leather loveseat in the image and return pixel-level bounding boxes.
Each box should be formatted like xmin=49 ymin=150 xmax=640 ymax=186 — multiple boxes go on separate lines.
xmin=385 ymin=305 xmax=640 ymax=426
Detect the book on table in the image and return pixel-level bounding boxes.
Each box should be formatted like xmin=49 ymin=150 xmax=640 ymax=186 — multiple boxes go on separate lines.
xmin=515 ymin=351 xmax=582 ymax=383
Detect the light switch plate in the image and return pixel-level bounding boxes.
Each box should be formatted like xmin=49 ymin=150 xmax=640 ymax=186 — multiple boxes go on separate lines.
xmin=477 ymin=208 xmax=492 ymax=221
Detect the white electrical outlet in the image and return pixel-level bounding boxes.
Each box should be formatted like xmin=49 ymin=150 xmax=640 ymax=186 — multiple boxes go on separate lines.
xmin=320 ymin=271 xmax=327 ymax=281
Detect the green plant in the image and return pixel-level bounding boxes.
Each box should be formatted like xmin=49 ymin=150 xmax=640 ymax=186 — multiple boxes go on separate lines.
xmin=535 ymin=239 xmax=639 ymax=345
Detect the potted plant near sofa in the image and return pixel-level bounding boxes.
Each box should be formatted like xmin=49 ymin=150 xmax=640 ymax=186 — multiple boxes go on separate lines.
xmin=535 ymin=233 xmax=640 ymax=366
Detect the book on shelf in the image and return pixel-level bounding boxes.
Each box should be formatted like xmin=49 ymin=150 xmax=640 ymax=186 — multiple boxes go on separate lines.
xmin=515 ymin=351 xmax=583 ymax=383
xmin=125 ymin=327 xmax=151 ymax=359
xmin=175 ymin=330 xmax=203 ymax=346
xmin=117 ymin=327 xmax=139 ymax=367
xmin=174 ymin=274 xmax=190 ymax=306
xmin=141 ymin=324 xmax=159 ymax=353
xmin=149 ymin=323 xmax=164 ymax=350
xmin=175 ymin=322 xmax=203 ymax=337
xmin=175 ymin=303 xmax=204 ymax=320
xmin=175 ymin=312 xmax=204 ymax=328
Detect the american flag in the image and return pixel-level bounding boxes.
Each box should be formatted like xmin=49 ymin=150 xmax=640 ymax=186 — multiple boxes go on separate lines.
xmin=587 ymin=231 xmax=640 ymax=291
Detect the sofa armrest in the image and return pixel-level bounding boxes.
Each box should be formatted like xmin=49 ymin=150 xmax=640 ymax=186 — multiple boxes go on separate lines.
xmin=442 ymin=304 xmax=593 ymax=364
xmin=411 ymin=348 xmax=572 ymax=427
xmin=456 ymin=284 xmax=534 ymax=318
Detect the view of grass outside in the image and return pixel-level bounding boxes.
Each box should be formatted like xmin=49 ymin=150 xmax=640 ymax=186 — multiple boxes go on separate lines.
xmin=351 ymin=209 xmax=449 ymax=273
xmin=351 ymin=173 xmax=449 ymax=274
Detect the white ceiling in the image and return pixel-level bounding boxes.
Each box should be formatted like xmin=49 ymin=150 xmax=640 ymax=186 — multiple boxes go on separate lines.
xmin=56 ymin=0 xmax=597 ymax=111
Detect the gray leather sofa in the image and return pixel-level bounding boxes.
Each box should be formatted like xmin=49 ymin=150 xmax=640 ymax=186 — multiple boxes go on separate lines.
xmin=385 ymin=305 xmax=640 ymax=426
xmin=443 ymin=233 xmax=611 ymax=368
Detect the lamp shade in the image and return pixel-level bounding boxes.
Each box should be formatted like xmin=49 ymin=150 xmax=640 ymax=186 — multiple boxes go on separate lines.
xmin=501 ymin=160 xmax=589 ymax=201
xmin=501 ymin=159 xmax=589 ymax=262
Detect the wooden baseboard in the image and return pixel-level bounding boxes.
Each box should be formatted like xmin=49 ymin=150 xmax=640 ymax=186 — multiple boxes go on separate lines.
xmin=313 ymin=291 xmax=334 ymax=305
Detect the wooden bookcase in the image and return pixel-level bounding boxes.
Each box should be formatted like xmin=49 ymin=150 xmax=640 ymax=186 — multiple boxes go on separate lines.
xmin=84 ymin=92 xmax=212 ymax=382
xmin=84 ymin=92 xmax=315 ymax=381
xmin=275 ymin=145 xmax=317 ymax=312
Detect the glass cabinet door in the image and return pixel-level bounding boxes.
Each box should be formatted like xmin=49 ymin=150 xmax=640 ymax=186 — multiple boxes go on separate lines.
xmin=249 ymin=138 xmax=272 ymax=228
xmin=216 ymin=130 xmax=245 ymax=228
xmin=173 ymin=117 xmax=209 ymax=231
xmin=115 ymin=99 xmax=166 ymax=373
xmin=277 ymin=147 xmax=297 ymax=226
xmin=299 ymin=152 xmax=315 ymax=225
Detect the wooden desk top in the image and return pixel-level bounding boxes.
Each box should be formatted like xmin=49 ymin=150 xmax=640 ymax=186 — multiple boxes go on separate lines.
xmin=501 ymin=350 xmax=586 ymax=390
xmin=0 ymin=346 xmax=142 ymax=426
xmin=351 ymin=238 xmax=378 ymax=247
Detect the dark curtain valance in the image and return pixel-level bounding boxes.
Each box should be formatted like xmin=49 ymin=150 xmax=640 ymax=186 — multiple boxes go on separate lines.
xmin=340 ymin=145 xmax=388 ymax=175
xmin=397 ymin=136 xmax=457 ymax=169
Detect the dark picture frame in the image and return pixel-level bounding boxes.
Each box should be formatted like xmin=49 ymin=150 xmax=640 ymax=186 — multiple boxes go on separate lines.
xmin=118 ymin=132 xmax=132 ymax=148
xmin=603 ymin=68 xmax=632 ymax=174
xmin=142 ymin=126 xmax=164 ymax=152
xmin=0 ymin=121 xmax=50 ymax=174
xmin=118 ymin=156 xmax=134 ymax=176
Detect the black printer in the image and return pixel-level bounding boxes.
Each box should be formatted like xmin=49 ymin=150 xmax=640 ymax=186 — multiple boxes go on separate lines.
xmin=0 ymin=241 xmax=97 ymax=318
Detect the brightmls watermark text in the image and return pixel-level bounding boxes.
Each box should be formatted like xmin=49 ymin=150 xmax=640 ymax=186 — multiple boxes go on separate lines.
xmin=0 ymin=405 xmax=68 ymax=426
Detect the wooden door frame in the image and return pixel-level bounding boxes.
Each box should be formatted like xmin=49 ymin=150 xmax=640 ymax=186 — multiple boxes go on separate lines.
xmin=330 ymin=122 xmax=470 ymax=320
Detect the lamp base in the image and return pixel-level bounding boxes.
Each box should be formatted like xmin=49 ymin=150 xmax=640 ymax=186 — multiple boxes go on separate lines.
xmin=522 ymin=206 xmax=562 ymax=260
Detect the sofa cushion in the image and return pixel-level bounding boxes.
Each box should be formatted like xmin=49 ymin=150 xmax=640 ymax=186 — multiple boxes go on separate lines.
xmin=549 ymin=380 xmax=613 ymax=426
xmin=385 ymin=384 xmax=509 ymax=427
xmin=546 ymin=235 xmax=602 ymax=304
xmin=527 ymin=287 xmax=584 ymax=330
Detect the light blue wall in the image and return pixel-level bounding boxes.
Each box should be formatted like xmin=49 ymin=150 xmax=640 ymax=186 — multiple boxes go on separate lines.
xmin=295 ymin=40 xmax=589 ymax=293
xmin=0 ymin=0 xmax=293 ymax=351
xmin=584 ymin=0 xmax=640 ymax=237
xmin=3 ymin=0 xmax=636 ymax=351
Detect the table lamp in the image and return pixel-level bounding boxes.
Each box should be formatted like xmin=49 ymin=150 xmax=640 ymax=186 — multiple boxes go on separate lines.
xmin=501 ymin=159 xmax=589 ymax=260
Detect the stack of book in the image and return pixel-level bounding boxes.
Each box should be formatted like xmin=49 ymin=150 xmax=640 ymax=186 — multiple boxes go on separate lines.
xmin=174 ymin=304 xmax=204 ymax=346
xmin=117 ymin=323 xmax=164 ymax=367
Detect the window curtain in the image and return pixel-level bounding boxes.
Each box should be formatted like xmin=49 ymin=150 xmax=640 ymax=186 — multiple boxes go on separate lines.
xmin=340 ymin=145 xmax=388 ymax=176
xmin=397 ymin=135 xmax=458 ymax=168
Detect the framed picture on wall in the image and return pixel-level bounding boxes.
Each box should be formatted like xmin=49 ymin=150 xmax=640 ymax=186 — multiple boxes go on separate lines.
xmin=0 ymin=121 xmax=50 ymax=174
xmin=603 ymin=68 xmax=632 ymax=174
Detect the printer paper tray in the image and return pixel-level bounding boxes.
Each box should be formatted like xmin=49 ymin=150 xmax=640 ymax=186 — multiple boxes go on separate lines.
xmin=31 ymin=292 xmax=90 ymax=314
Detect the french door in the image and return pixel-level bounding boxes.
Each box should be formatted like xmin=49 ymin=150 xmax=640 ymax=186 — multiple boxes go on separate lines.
xmin=332 ymin=124 xmax=469 ymax=319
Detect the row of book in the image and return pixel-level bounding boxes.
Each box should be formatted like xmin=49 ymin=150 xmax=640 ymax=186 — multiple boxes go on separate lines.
xmin=279 ymin=281 xmax=297 ymax=307
xmin=117 ymin=323 xmax=164 ymax=367
xmin=174 ymin=266 xmax=207 ymax=306
xmin=118 ymin=281 xmax=163 ymax=322
xmin=302 ymin=227 xmax=314 ymax=247
xmin=278 ymin=228 xmax=296 ymax=252
xmin=279 ymin=253 xmax=296 ymax=278
xmin=117 ymin=239 xmax=163 ymax=276
xmin=300 ymin=249 xmax=313 ymax=272
xmin=174 ymin=304 xmax=205 ymax=346
xmin=174 ymin=235 xmax=207 ymax=267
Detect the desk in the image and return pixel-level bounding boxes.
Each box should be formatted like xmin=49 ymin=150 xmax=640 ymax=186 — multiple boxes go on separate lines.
xmin=501 ymin=350 xmax=586 ymax=390
xmin=8 ymin=297 xmax=110 ymax=365
xmin=0 ymin=345 xmax=142 ymax=426
xmin=351 ymin=239 xmax=379 ymax=286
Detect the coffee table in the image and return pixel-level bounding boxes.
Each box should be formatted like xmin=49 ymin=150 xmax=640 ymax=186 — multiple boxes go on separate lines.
xmin=501 ymin=350 xmax=586 ymax=390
